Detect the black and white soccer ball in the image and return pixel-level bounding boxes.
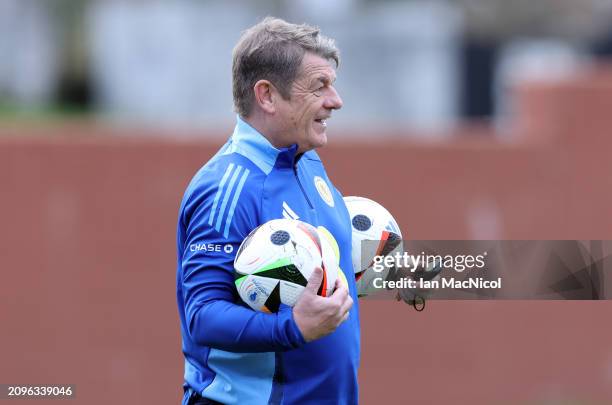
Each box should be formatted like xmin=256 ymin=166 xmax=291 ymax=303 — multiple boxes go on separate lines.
xmin=234 ymin=219 xmax=339 ymax=312
xmin=344 ymin=196 xmax=403 ymax=297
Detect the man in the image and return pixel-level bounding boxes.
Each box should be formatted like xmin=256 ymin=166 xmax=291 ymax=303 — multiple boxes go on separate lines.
xmin=177 ymin=17 xmax=358 ymax=404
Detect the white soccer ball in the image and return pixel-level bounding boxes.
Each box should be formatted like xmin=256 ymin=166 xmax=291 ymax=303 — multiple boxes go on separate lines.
xmin=344 ymin=196 xmax=403 ymax=297
xmin=234 ymin=218 xmax=339 ymax=312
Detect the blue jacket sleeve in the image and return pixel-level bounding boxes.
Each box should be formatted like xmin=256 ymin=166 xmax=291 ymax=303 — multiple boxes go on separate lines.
xmin=179 ymin=175 xmax=305 ymax=353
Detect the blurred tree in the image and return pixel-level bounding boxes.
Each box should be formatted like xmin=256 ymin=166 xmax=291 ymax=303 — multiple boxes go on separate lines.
xmin=52 ymin=0 xmax=92 ymax=111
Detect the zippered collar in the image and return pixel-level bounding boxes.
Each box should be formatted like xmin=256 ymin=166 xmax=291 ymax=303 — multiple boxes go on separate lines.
xmin=229 ymin=116 xmax=302 ymax=173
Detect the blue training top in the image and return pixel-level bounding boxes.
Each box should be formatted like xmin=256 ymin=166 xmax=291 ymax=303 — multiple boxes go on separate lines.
xmin=176 ymin=117 xmax=360 ymax=405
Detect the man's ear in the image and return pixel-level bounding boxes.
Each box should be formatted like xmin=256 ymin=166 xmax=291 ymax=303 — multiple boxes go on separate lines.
xmin=253 ymin=80 xmax=276 ymax=114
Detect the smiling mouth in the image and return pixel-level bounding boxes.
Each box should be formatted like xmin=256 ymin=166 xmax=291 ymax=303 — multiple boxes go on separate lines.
xmin=314 ymin=118 xmax=327 ymax=127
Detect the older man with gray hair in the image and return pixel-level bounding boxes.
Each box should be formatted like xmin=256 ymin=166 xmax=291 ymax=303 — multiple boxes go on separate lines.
xmin=177 ymin=17 xmax=358 ymax=404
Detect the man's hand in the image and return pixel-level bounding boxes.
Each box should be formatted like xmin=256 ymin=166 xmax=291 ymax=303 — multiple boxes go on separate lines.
xmin=395 ymin=262 xmax=444 ymax=311
xmin=293 ymin=267 xmax=353 ymax=342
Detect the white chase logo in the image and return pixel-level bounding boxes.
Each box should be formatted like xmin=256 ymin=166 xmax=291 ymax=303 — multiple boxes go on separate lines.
xmin=314 ymin=176 xmax=334 ymax=207
xmin=190 ymin=243 xmax=234 ymax=254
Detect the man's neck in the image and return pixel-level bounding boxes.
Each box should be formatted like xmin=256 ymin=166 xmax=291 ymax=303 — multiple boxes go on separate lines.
xmin=240 ymin=114 xmax=283 ymax=148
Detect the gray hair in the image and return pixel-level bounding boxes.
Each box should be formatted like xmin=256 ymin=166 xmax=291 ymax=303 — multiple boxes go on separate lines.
xmin=232 ymin=17 xmax=340 ymax=117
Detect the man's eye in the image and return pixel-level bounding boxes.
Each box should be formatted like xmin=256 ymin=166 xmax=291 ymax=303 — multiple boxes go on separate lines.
xmin=313 ymin=85 xmax=325 ymax=95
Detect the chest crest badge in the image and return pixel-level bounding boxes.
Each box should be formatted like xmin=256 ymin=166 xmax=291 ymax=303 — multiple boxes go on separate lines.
xmin=314 ymin=176 xmax=334 ymax=207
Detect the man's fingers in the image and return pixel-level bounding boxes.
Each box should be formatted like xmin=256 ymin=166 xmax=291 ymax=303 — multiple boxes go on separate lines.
xmin=340 ymin=294 xmax=353 ymax=315
xmin=304 ymin=267 xmax=324 ymax=294
xmin=330 ymin=282 xmax=348 ymax=302
xmin=334 ymin=298 xmax=351 ymax=327
xmin=337 ymin=309 xmax=351 ymax=326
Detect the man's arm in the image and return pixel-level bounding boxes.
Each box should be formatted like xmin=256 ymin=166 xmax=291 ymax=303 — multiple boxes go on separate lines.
xmin=183 ymin=265 xmax=306 ymax=352
xmin=181 ymin=190 xmax=306 ymax=353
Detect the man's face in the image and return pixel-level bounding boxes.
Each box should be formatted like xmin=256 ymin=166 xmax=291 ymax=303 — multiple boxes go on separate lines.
xmin=275 ymin=52 xmax=343 ymax=153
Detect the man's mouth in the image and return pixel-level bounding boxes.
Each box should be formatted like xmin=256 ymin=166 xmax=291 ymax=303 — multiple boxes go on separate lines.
xmin=314 ymin=118 xmax=327 ymax=127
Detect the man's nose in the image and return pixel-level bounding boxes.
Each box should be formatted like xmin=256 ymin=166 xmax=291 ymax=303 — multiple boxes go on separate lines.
xmin=324 ymin=86 xmax=343 ymax=110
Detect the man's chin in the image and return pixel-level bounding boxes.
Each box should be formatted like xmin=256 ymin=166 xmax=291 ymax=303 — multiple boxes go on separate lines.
xmin=313 ymin=132 xmax=328 ymax=148
xmin=298 ymin=133 xmax=327 ymax=153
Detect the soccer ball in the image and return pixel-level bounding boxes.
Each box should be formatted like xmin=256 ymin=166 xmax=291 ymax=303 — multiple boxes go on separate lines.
xmin=344 ymin=196 xmax=403 ymax=297
xmin=234 ymin=218 xmax=339 ymax=312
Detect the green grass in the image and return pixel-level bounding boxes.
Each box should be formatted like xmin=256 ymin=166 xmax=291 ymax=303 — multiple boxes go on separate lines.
xmin=0 ymin=102 xmax=93 ymax=123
